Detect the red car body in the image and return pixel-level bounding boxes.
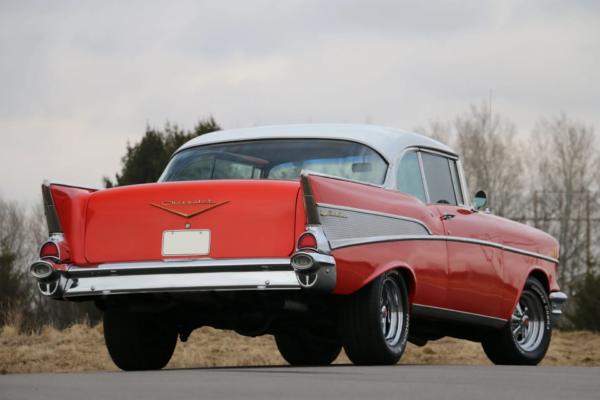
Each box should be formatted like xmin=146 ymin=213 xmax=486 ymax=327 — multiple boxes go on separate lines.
xmin=31 ymin=124 xmax=566 ymax=368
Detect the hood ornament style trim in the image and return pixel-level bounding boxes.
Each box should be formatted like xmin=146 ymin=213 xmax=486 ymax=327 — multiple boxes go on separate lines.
xmin=150 ymin=200 xmax=230 ymax=219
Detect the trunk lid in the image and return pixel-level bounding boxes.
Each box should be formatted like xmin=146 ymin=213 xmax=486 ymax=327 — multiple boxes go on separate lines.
xmin=84 ymin=180 xmax=300 ymax=263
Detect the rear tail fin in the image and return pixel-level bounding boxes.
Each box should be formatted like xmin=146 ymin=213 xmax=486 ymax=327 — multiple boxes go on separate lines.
xmin=40 ymin=180 xmax=100 ymax=264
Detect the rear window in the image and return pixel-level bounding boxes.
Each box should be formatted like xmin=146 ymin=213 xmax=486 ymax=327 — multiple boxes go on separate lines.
xmin=159 ymin=139 xmax=388 ymax=185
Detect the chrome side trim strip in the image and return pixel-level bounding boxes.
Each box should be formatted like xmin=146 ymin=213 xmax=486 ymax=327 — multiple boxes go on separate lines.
xmin=316 ymin=203 xmax=433 ymax=235
xmin=412 ymin=304 xmax=507 ymax=329
xmin=502 ymin=246 xmax=559 ymax=264
xmin=446 ymin=236 xmax=504 ymax=249
xmin=64 ymin=271 xmax=300 ymax=297
xmin=330 ymin=235 xmax=435 ymax=249
xmin=328 ymin=234 xmax=559 ymax=264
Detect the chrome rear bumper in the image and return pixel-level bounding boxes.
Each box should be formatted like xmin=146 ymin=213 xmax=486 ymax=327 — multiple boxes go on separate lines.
xmin=32 ymin=255 xmax=337 ymax=299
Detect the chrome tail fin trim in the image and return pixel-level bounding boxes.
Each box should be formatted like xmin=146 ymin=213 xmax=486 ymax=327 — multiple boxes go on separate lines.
xmin=42 ymin=180 xmax=63 ymax=235
xmin=300 ymin=170 xmax=321 ymax=225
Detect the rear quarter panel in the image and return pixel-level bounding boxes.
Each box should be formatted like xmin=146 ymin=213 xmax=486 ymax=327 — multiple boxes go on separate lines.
xmin=308 ymin=175 xmax=448 ymax=307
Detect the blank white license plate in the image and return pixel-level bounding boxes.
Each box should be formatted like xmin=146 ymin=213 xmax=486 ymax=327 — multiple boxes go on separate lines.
xmin=162 ymin=230 xmax=211 ymax=256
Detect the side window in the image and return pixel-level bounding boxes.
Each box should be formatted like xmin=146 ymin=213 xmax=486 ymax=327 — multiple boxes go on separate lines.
xmin=396 ymin=152 xmax=427 ymax=203
xmin=421 ymin=153 xmax=457 ymax=205
xmin=448 ymin=160 xmax=464 ymax=205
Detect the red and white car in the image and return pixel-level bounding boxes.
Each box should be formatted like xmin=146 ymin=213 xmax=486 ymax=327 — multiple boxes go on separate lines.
xmin=31 ymin=124 xmax=567 ymax=369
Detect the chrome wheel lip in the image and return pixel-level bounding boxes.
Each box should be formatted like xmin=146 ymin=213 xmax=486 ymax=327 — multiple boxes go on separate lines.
xmin=511 ymin=290 xmax=545 ymax=352
xmin=380 ymin=277 xmax=403 ymax=347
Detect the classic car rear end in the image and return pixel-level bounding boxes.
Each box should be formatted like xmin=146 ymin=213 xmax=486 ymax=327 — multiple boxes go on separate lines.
xmin=31 ymin=124 xmax=567 ymax=370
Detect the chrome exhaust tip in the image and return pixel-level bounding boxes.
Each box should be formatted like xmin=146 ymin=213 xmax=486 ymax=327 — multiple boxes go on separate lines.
xmin=30 ymin=260 xmax=54 ymax=279
xmin=291 ymin=253 xmax=314 ymax=271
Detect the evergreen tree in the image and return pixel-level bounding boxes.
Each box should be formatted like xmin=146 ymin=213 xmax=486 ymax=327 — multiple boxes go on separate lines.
xmin=0 ymin=237 xmax=27 ymax=326
xmin=103 ymin=117 xmax=220 ymax=187
xmin=568 ymin=272 xmax=600 ymax=332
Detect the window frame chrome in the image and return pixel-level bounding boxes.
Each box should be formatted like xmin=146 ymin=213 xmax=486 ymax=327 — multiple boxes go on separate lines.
xmin=456 ymin=160 xmax=472 ymax=208
xmin=416 ymin=152 xmax=431 ymax=203
xmin=393 ymin=147 xmax=467 ymax=207
xmin=447 ymin=158 xmax=466 ymax=207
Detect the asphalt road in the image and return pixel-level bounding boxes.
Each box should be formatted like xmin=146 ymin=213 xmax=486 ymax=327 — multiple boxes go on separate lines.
xmin=1 ymin=365 xmax=598 ymax=400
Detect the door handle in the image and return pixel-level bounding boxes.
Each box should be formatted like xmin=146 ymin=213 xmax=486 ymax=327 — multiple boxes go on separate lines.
xmin=442 ymin=213 xmax=455 ymax=220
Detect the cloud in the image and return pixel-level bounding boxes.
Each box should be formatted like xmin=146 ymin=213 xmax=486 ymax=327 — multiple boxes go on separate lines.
xmin=0 ymin=0 xmax=599 ymax=203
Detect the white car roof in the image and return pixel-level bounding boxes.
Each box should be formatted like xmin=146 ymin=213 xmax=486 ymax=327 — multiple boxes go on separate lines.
xmin=176 ymin=124 xmax=456 ymax=163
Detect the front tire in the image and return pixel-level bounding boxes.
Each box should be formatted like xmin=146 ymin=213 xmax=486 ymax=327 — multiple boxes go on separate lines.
xmin=482 ymin=277 xmax=552 ymax=365
xmin=275 ymin=334 xmax=342 ymax=365
xmin=337 ymin=270 xmax=410 ymax=365
xmin=104 ymin=308 xmax=178 ymax=371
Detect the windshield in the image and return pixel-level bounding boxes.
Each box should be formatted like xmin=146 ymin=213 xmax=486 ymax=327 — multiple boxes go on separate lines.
xmin=158 ymin=139 xmax=388 ymax=185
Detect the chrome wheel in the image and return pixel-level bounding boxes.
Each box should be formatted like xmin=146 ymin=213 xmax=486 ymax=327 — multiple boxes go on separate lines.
xmin=511 ymin=290 xmax=545 ymax=352
xmin=380 ymin=277 xmax=403 ymax=347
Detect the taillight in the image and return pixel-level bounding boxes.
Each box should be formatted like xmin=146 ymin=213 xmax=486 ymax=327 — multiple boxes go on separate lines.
xmin=40 ymin=242 xmax=59 ymax=259
xmin=298 ymin=233 xmax=317 ymax=250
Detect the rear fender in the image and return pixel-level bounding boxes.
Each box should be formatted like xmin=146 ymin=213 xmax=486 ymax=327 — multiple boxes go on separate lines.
xmin=42 ymin=180 xmax=99 ymax=264
xmin=333 ymin=253 xmax=417 ymax=303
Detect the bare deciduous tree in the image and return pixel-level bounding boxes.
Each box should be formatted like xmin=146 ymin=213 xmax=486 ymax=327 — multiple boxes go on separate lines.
xmin=413 ymin=119 xmax=453 ymax=146
xmin=528 ymin=115 xmax=600 ymax=289
xmin=0 ymin=196 xmax=100 ymax=331
xmin=416 ymin=102 xmax=525 ymax=218
xmin=454 ymin=102 xmax=525 ymax=218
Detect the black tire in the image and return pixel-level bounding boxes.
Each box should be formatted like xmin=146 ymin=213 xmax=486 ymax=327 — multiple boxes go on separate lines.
xmin=274 ymin=334 xmax=342 ymax=366
xmin=104 ymin=308 xmax=178 ymax=371
xmin=481 ymin=277 xmax=552 ymax=365
xmin=337 ymin=270 xmax=410 ymax=365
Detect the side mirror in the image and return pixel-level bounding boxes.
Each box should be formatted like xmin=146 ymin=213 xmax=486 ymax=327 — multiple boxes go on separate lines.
xmin=474 ymin=190 xmax=488 ymax=211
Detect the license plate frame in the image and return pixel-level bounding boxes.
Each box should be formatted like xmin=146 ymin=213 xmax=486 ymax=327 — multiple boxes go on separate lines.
xmin=162 ymin=230 xmax=211 ymax=256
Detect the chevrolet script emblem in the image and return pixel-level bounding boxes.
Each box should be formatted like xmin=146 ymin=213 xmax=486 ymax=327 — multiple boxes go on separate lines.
xmin=150 ymin=200 xmax=230 ymax=218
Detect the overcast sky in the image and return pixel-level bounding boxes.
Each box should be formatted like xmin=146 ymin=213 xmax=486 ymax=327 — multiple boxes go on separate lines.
xmin=1 ymin=0 xmax=599 ymax=203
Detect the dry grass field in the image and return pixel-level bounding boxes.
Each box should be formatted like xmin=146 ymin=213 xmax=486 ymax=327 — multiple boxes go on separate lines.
xmin=1 ymin=323 xmax=599 ymax=375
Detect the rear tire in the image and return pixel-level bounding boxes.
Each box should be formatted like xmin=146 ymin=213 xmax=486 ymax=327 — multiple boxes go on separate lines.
xmin=481 ymin=277 xmax=552 ymax=365
xmin=338 ymin=270 xmax=410 ymax=365
xmin=275 ymin=334 xmax=342 ymax=366
xmin=104 ymin=308 xmax=178 ymax=371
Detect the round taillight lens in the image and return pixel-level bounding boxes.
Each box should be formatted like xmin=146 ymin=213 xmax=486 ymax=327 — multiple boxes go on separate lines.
xmin=40 ymin=242 xmax=59 ymax=259
xmin=298 ymin=233 xmax=317 ymax=250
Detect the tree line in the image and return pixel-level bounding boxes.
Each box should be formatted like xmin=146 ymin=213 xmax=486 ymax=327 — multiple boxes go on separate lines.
xmin=1 ymin=107 xmax=598 ymax=332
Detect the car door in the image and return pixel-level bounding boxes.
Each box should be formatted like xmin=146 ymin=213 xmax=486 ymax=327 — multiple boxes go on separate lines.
xmin=420 ymin=152 xmax=505 ymax=321
xmin=395 ymin=151 xmax=448 ymax=310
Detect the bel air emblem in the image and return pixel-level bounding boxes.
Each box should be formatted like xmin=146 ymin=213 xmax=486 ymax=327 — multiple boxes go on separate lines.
xmin=150 ymin=200 xmax=230 ymax=219
xmin=320 ymin=210 xmax=347 ymax=219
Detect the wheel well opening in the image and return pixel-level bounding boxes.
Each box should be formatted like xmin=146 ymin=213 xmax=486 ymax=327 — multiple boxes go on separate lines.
xmin=395 ymin=268 xmax=415 ymax=303
xmin=528 ymin=270 xmax=549 ymax=293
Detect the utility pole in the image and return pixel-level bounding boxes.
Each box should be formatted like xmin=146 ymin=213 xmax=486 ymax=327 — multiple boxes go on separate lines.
xmin=533 ymin=191 xmax=539 ymax=229
xmin=587 ymin=191 xmax=592 ymax=273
